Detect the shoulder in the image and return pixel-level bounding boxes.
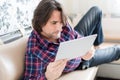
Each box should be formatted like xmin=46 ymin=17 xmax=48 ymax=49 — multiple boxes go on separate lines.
xmin=27 ymin=30 xmax=41 ymax=45
xmin=61 ymin=23 xmax=82 ymax=41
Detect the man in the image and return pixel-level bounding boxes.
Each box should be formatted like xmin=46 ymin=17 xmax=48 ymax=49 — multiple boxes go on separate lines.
xmin=23 ymin=0 xmax=120 ymax=80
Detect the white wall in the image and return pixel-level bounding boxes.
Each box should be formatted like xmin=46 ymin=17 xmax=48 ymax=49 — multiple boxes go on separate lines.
xmin=58 ymin=0 xmax=120 ymax=15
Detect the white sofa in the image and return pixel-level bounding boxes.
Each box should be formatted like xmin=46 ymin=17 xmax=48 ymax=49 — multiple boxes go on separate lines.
xmin=0 ymin=36 xmax=98 ymax=80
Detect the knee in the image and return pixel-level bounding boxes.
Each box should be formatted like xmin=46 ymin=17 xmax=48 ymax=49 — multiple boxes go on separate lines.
xmin=90 ymin=6 xmax=102 ymax=13
xmin=90 ymin=6 xmax=102 ymax=17
xmin=115 ymin=45 xmax=120 ymax=54
xmin=113 ymin=45 xmax=120 ymax=60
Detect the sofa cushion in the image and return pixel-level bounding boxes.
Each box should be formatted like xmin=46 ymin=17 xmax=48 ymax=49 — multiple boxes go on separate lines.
xmin=58 ymin=67 xmax=98 ymax=80
xmin=0 ymin=36 xmax=28 ymax=80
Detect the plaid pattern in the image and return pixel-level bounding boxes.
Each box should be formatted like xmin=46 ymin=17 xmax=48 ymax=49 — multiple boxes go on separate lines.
xmin=24 ymin=24 xmax=82 ymax=80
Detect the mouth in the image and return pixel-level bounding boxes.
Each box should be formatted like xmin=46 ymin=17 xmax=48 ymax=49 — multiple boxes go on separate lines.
xmin=54 ymin=31 xmax=60 ymax=34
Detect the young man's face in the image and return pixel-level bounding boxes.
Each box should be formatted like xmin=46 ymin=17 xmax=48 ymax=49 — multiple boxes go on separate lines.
xmin=41 ymin=10 xmax=63 ymax=40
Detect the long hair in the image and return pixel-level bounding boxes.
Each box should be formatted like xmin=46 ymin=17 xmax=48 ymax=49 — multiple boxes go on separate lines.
xmin=32 ymin=0 xmax=67 ymax=35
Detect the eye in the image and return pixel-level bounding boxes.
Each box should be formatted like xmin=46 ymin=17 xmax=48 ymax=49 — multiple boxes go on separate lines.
xmin=52 ymin=21 xmax=57 ymax=24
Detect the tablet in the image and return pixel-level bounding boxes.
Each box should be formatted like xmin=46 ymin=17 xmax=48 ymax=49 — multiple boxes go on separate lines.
xmin=55 ymin=34 xmax=97 ymax=60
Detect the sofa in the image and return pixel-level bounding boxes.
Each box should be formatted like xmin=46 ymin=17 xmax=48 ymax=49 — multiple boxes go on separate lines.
xmin=0 ymin=36 xmax=98 ymax=80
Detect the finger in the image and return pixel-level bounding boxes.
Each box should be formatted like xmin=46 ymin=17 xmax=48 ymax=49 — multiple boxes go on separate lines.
xmin=82 ymin=52 xmax=93 ymax=60
xmin=53 ymin=61 xmax=67 ymax=74
xmin=47 ymin=60 xmax=63 ymax=68
xmin=53 ymin=61 xmax=67 ymax=71
xmin=52 ymin=59 xmax=67 ymax=68
xmin=52 ymin=60 xmax=67 ymax=72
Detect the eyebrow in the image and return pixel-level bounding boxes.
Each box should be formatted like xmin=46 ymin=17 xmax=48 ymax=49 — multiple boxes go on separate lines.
xmin=50 ymin=21 xmax=58 ymax=24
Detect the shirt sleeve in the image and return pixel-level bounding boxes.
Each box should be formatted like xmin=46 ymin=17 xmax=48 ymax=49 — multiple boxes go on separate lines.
xmin=24 ymin=49 xmax=47 ymax=80
xmin=68 ymin=23 xmax=82 ymax=39
xmin=63 ymin=57 xmax=81 ymax=72
xmin=62 ymin=23 xmax=83 ymax=72
xmin=24 ymin=36 xmax=47 ymax=80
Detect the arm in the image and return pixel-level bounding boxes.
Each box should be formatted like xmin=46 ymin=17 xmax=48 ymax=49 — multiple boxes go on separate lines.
xmin=24 ymin=53 xmax=47 ymax=80
xmin=61 ymin=24 xmax=83 ymax=72
xmin=63 ymin=57 xmax=81 ymax=72
xmin=24 ymin=34 xmax=47 ymax=80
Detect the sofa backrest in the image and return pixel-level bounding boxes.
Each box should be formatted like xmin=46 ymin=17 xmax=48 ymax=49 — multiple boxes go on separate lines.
xmin=0 ymin=36 xmax=28 ymax=80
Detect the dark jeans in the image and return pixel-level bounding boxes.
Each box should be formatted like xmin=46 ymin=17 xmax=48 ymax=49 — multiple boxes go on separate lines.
xmin=74 ymin=6 xmax=120 ymax=70
xmin=74 ymin=6 xmax=104 ymax=46
xmin=76 ymin=45 xmax=120 ymax=70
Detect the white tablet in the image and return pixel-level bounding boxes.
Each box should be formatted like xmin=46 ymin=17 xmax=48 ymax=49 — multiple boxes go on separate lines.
xmin=55 ymin=34 xmax=97 ymax=60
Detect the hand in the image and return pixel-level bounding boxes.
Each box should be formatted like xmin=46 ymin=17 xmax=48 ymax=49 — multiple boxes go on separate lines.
xmin=81 ymin=46 xmax=95 ymax=60
xmin=45 ymin=59 xmax=68 ymax=80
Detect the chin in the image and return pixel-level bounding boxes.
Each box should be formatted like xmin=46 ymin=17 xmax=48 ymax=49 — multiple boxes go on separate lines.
xmin=53 ymin=36 xmax=60 ymax=39
xmin=53 ymin=33 xmax=61 ymax=39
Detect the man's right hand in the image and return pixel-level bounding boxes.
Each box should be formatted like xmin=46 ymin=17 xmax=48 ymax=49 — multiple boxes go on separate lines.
xmin=45 ymin=59 xmax=68 ymax=80
xmin=81 ymin=46 xmax=95 ymax=60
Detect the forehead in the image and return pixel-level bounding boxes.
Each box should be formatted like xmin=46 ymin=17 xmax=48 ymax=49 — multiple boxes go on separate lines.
xmin=49 ymin=10 xmax=61 ymax=20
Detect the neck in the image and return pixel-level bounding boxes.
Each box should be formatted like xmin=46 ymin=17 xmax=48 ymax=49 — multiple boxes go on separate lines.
xmin=41 ymin=34 xmax=58 ymax=43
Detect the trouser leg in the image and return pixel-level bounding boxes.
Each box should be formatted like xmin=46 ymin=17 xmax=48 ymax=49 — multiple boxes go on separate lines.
xmin=75 ymin=45 xmax=120 ymax=70
xmin=89 ymin=45 xmax=120 ymax=67
xmin=74 ymin=6 xmax=104 ymax=46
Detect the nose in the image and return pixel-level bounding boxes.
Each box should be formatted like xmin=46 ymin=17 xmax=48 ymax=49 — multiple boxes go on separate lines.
xmin=56 ymin=23 xmax=62 ymax=31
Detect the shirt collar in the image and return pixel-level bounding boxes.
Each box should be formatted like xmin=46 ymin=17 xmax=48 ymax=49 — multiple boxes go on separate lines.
xmin=32 ymin=30 xmax=60 ymax=50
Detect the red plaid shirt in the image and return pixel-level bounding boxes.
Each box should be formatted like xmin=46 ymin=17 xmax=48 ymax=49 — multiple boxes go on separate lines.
xmin=24 ymin=24 xmax=82 ymax=80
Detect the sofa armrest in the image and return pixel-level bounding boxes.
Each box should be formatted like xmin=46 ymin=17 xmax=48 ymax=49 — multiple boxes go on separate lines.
xmin=58 ymin=67 xmax=98 ymax=80
xmin=0 ymin=36 xmax=28 ymax=80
